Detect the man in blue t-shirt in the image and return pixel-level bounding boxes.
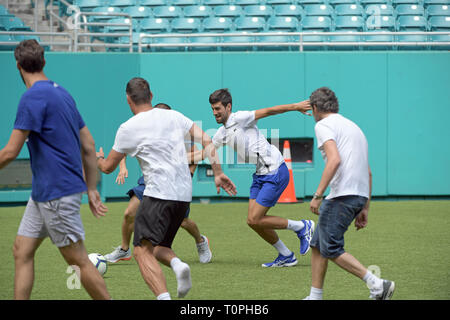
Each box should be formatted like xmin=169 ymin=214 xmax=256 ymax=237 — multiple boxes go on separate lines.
xmin=0 ymin=40 xmax=110 ymax=300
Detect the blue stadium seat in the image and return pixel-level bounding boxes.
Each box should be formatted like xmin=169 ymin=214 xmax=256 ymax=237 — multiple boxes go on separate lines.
xmin=365 ymin=4 xmax=395 ymax=18
xmin=395 ymin=4 xmax=426 ymax=16
xmin=109 ymin=0 xmax=137 ymax=7
xmin=273 ymin=4 xmax=304 ymax=17
xmin=202 ymin=16 xmax=233 ymax=31
xmin=188 ymin=35 xmax=219 ymax=51
xmin=334 ymin=4 xmax=365 ymax=16
xmin=359 ymin=0 xmax=391 ymax=5
xmin=152 ymin=35 xmax=188 ymax=52
xmin=139 ymin=0 xmax=166 ymax=6
xmin=91 ymin=6 xmax=122 ymax=20
xmin=328 ymin=0 xmax=360 ymax=6
xmin=332 ymin=16 xmax=365 ymax=49
xmin=396 ymin=15 xmax=428 ymax=49
xmin=140 ymin=17 xmax=170 ymax=32
xmin=423 ymin=0 xmax=450 ymax=6
xmin=298 ymin=0 xmax=328 ymax=5
xmin=184 ymin=5 xmax=213 ymax=18
xmin=427 ymin=5 xmax=450 ymax=16
xmin=268 ymin=16 xmax=300 ymax=31
xmin=0 ymin=16 xmax=31 ymax=31
xmin=74 ymin=0 xmax=105 ymax=11
xmin=244 ymin=5 xmax=274 ymax=18
xmin=301 ymin=16 xmax=332 ymax=49
xmin=171 ymin=17 xmax=201 ymax=32
xmin=391 ymin=0 xmax=421 ymax=5
xmin=222 ymin=31 xmax=256 ymax=51
xmin=214 ymin=5 xmax=244 ymax=17
xmin=122 ymin=6 xmax=152 ymax=19
xmin=202 ymin=0 xmax=230 ymax=6
xmin=172 ymin=0 xmax=200 ymax=6
xmin=235 ymin=16 xmax=266 ymax=31
xmin=429 ymin=16 xmax=450 ymax=49
xmin=104 ymin=17 xmax=138 ymax=32
xmin=266 ymin=0 xmax=294 ymax=5
xmin=153 ymin=6 xmax=183 ymax=18
xmin=304 ymin=4 xmax=334 ymax=17
xmin=364 ymin=15 xmax=396 ymax=48
xmin=234 ymin=0 xmax=262 ymax=6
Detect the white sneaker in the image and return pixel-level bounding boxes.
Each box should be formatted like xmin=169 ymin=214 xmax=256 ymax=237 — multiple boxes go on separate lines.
xmin=369 ymin=280 xmax=395 ymax=300
xmin=175 ymin=262 xmax=192 ymax=298
xmin=196 ymin=235 xmax=212 ymax=264
xmin=104 ymin=246 xmax=132 ymax=263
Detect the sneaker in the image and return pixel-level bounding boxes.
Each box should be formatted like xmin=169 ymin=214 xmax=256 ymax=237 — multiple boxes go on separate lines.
xmin=296 ymin=220 xmax=315 ymax=255
xmin=196 ymin=235 xmax=212 ymax=264
xmin=261 ymin=252 xmax=298 ymax=268
xmin=104 ymin=246 xmax=132 ymax=263
xmin=369 ymin=280 xmax=395 ymax=300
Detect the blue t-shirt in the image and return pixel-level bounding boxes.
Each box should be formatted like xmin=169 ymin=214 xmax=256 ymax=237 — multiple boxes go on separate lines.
xmin=14 ymin=80 xmax=87 ymax=202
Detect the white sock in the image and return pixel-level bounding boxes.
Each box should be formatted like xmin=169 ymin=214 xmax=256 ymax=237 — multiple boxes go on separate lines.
xmin=157 ymin=292 xmax=171 ymax=300
xmin=273 ymin=239 xmax=292 ymax=257
xmin=363 ymin=271 xmax=383 ymax=290
xmin=309 ymin=287 xmax=323 ymax=300
xmin=286 ymin=219 xmax=305 ymax=232
xmin=170 ymin=257 xmax=192 ymax=298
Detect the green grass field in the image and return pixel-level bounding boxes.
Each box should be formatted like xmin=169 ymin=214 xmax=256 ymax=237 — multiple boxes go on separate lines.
xmin=0 ymin=200 xmax=449 ymax=300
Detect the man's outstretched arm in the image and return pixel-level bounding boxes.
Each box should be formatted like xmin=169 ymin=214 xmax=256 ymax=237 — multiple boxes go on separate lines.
xmin=254 ymin=100 xmax=311 ymax=121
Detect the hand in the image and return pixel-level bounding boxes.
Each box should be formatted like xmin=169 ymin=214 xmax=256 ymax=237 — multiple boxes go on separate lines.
xmin=87 ymin=189 xmax=108 ymax=218
xmin=294 ymin=100 xmax=312 ymax=116
xmin=214 ymin=173 xmax=237 ymax=196
xmin=96 ymin=147 xmax=105 ymax=159
xmin=355 ymin=207 xmax=369 ymax=230
xmin=310 ymin=198 xmax=322 ymax=215
xmin=115 ymin=168 xmax=128 ymax=185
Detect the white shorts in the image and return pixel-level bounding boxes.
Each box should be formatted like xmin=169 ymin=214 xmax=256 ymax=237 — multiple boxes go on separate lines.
xmin=17 ymin=193 xmax=85 ymax=248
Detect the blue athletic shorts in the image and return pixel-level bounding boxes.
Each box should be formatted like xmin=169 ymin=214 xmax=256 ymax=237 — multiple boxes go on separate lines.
xmin=127 ymin=176 xmax=191 ymax=218
xmin=249 ymin=162 xmax=290 ymax=208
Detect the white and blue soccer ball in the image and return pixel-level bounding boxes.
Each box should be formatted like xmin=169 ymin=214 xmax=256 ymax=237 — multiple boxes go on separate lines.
xmin=88 ymin=253 xmax=107 ymax=277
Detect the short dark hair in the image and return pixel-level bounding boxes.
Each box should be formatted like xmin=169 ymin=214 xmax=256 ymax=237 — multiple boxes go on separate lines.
xmin=310 ymin=87 xmax=339 ymax=113
xmin=154 ymin=103 xmax=171 ymax=110
xmin=209 ymin=88 xmax=232 ymax=108
xmin=14 ymin=39 xmax=45 ymax=73
xmin=126 ymin=77 xmax=152 ymax=105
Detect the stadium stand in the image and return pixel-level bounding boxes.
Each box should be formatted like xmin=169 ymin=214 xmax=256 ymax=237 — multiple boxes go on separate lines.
xmin=1 ymin=0 xmax=449 ymax=51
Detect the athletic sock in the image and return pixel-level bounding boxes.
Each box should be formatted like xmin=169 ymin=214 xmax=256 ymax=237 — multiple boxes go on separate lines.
xmin=286 ymin=219 xmax=305 ymax=232
xmin=170 ymin=257 xmax=192 ymax=298
xmin=157 ymin=292 xmax=171 ymax=300
xmin=309 ymin=287 xmax=323 ymax=300
xmin=273 ymin=239 xmax=292 ymax=257
xmin=363 ymin=271 xmax=383 ymax=290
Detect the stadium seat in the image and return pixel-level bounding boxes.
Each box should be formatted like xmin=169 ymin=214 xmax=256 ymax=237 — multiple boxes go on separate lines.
xmin=109 ymin=0 xmax=137 ymax=7
xmin=91 ymin=6 xmax=122 ymax=20
xmin=0 ymin=5 xmax=9 ymax=15
xmin=74 ymin=0 xmax=105 ymax=11
xmin=332 ymin=16 xmax=365 ymax=49
xmin=153 ymin=6 xmax=183 ymax=18
xmin=202 ymin=16 xmax=233 ymax=31
xmin=391 ymin=0 xmax=421 ymax=5
xmin=202 ymin=0 xmax=230 ymax=6
xmin=139 ymin=0 xmax=166 ymax=6
xmin=300 ymin=16 xmax=332 ymax=50
xmin=304 ymin=4 xmax=334 ymax=17
xmin=427 ymin=5 xmax=450 ymax=16
xmin=395 ymin=4 xmax=426 ymax=16
xmin=222 ymin=31 xmax=256 ymax=51
xmin=214 ymin=5 xmax=244 ymax=17
xmin=184 ymin=5 xmax=213 ymax=18
xmin=140 ymin=17 xmax=171 ymax=32
xmin=266 ymin=0 xmax=294 ymax=5
xmin=396 ymin=15 xmax=428 ymax=49
xmin=234 ymin=0 xmax=262 ymax=6
xmin=244 ymin=5 xmax=274 ymax=18
xmin=171 ymin=17 xmax=201 ymax=32
xmin=273 ymin=4 xmax=304 ymax=17
xmin=188 ymin=35 xmax=219 ymax=51
xmin=359 ymin=0 xmax=392 ymax=5
xmin=298 ymin=0 xmax=328 ymax=5
xmin=122 ymin=6 xmax=152 ymax=19
xmin=429 ymin=16 xmax=450 ymax=49
xmin=235 ymin=16 xmax=266 ymax=31
xmin=364 ymin=15 xmax=396 ymax=49
xmin=365 ymin=4 xmax=395 ymax=19
xmin=334 ymin=4 xmax=365 ymax=16
xmin=328 ymin=0 xmax=360 ymax=6
xmin=423 ymin=0 xmax=450 ymax=6
xmin=104 ymin=17 xmax=138 ymax=32
xmin=0 ymin=16 xmax=31 ymax=31
xmin=152 ymin=35 xmax=188 ymax=52
xmin=268 ymin=16 xmax=300 ymax=31
xmin=171 ymin=0 xmax=200 ymax=6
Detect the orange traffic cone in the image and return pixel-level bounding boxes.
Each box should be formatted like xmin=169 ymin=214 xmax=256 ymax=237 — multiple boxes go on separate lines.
xmin=278 ymin=140 xmax=298 ymax=203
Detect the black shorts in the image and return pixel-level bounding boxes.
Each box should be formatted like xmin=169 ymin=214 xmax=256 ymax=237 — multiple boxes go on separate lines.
xmin=133 ymin=196 xmax=190 ymax=248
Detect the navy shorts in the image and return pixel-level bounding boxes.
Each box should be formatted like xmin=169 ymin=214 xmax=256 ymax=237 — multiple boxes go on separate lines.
xmin=127 ymin=176 xmax=191 ymax=218
xmin=249 ymin=163 xmax=290 ymax=208
xmin=310 ymin=195 xmax=368 ymax=259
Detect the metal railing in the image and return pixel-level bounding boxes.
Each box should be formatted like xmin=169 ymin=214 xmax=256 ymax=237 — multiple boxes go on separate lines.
xmin=138 ymin=31 xmax=450 ymax=52
xmin=0 ymin=30 xmax=73 ymax=50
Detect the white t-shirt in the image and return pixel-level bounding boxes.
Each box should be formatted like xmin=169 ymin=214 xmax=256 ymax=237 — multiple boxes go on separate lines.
xmin=113 ymin=108 xmax=194 ymax=202
xmin=212 ymin=111 xmax=284 ymax=175
xmin=315 ymin=113 xmax=369 ymax=199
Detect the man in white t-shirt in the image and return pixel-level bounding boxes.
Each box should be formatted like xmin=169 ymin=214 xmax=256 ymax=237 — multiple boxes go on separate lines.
xmin=208 ymin=88 xmax=314 ymax=268
xmin=305 ymin=87 xmax=395 ymax=300
xmin=96 ymin=78 xmax=236 ymax=300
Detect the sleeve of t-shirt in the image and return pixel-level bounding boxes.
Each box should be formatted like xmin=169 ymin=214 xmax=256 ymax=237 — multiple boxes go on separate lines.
xmin=315 ymin=121 xmax=336 ymax=150
xmin=173 ymin=110 xmax=194 ymax=135
xmin=233 ymin=110 xmax=256 ymax=127
xmin=14 ymin=92 xmax=47 ymax=133
xmin=212 ymin=127 xmax=225 ymax=149
xmin=112 ymin=123 xmax=137 ymax=157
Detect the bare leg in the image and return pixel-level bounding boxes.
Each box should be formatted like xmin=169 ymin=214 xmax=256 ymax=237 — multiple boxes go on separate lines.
xmin=13 ymin=236 xmax=45 ymax=300
xmin=181 ymin=218 xmax=203 ymax=244
xmin=133 ymin=240 xmax=168 ymax=297
xmin=121 ymin=196 xmax=140 ymax=251
xmin=331 ymin=252 xmax=367 ymax=280
xmin=59 ymin=240 xmax=111 ymax=300
xmin=153 ymin=246 xmax=177 ymax=267
xmin=311 ymin=247 xmax=329 ymax=289
xmin=247 ymin=199 xmax=286 ymax=245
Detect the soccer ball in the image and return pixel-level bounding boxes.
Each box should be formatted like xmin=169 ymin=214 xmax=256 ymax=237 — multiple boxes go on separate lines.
xmin=88 ymin=253 xmax=107 ymax=277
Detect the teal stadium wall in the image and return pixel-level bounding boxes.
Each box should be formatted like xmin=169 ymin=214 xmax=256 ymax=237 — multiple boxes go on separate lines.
xmin=0 ymin=51 xmax=449 ymax=202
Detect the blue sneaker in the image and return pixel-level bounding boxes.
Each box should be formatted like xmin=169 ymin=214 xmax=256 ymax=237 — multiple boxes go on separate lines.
xmin=296 ymin=220 xmax=315 ymax=255
xmin=261 ymin=252 xmax=298 ymax=268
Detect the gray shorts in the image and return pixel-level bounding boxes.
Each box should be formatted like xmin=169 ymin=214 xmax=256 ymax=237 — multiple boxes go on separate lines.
xmin=17 ymin=193 xmax=85 ymax=248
